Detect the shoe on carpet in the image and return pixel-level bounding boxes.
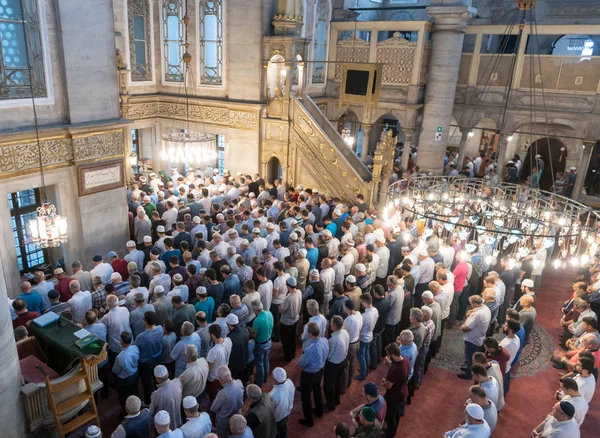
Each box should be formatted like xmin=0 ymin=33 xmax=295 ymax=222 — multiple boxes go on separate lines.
xmin=298 ymin=419 xmax=314 ymax=427
xmin=353 ymin=375 xmax=366 ymax=381
xmin=457 ymin=373 xmax=471 ymax=380
xmin=313 ymin=408 xmax=323 ymax=418
xmin=552 ymin=362 xmax=566 ymax=370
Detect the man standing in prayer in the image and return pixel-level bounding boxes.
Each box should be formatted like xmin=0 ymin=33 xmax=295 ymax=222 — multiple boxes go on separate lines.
xmin=149 ymin=364 xmax=183 ymax=430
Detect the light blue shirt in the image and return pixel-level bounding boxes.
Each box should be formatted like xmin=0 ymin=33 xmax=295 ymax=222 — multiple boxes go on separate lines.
xmin=328 ymin=329 xmax=349 ymax=365
xmin=171 ymin=333 xmax=202 ymax=377
xmin=32 ymin=281 xmax=54 ymax=312
xmin=130 ymin=304 xmax=156 ymax=339
xmin=112 ymin=345 xmax=140 ymax=379
xmin=135 ymin=326 xmax=164 ymax=364
xmin=125 ymin=249 xmax=145 ymax=271
xmin=211 ymin=379 xmax=245 ymax=422
xmin=298 ymin=337 xmax=329 ymax=373
xmin=268 ymin=379 xmax=295 ymax=422
xmin=400 ymin=342 xmax=419 ymax=379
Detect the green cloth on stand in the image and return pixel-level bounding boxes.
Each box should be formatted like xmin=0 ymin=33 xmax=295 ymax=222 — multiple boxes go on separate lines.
xmin=29 ymin=317 xmax=105 ymax=374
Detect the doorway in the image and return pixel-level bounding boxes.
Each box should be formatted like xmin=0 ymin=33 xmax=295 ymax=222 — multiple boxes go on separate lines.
xmin=267 ymin=157 xmax=282 ymax=184
xmin=521 ymin=138 xmax=567 ymax=191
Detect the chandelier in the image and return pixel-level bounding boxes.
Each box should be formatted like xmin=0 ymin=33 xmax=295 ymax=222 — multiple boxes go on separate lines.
xmin=29 ymin=202 xmax=68 ymax=248
xmin=20 ymin=3 xmax=68 ymax=248
xmin=161 ymin=130 xmax=217 ymax=165
xmin=385 ymin=176 xmax=599 ymax=270
xmin=341 ymin=127 xmax=355 ymax=147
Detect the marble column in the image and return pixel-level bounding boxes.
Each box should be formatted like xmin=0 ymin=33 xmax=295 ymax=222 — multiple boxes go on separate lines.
xmin=572 ymin=140 xmax=595 ymax=201
xmin=416 ymin=2 xmax=476 ymax=174
xmin=455 ymin=128 xmax=471 ymax=172
xmin=0 ymin=246 xmax=26 ymax=437
xmin=401 ymin=129 xmax=414 ymax=171
xmin=361 ymin=124 xmax=373 ymax=163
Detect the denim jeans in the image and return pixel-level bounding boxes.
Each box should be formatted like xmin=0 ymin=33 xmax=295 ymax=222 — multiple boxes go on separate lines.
xmin=464 ymin=341 xmax=479 ymax=379
xmin=357 ymin=341 xmax=370 ymax=379
xmin=254 ymin=340 xmax=272 ymax=387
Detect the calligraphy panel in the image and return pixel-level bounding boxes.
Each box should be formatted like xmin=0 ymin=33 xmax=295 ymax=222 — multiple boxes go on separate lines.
xmin=77 ymin=160 xmax=124 ymax=196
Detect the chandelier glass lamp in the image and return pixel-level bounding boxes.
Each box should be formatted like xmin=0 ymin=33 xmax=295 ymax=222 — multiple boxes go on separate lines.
xmin=385 ymin=176 xmax=599 ymax=270
xmin=341 ymin=127 xmax=355 ymax=147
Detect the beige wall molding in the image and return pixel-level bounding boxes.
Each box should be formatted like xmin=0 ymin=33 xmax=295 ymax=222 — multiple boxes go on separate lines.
xmin=123 ymin=98 xmax=260 ymax=131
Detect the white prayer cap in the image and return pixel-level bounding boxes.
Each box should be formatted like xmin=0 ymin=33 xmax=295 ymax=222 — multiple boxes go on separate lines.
xmin=154 ymin=410 xmax=171 ymax=426
xmin=569 ymin=166 xmax=576 ymax=171
xmin=196 ymin=286 xmax=207 ymax=295
xmin=466 ymin=403 xmax=484 ymax=421
xmin=535 ymin=154 xmax=541 ymax=158
xmin=298 ymin=249 xmax=307 ymax=257
xmin=422 ymin=291 xmax=434 ymax=300
xmin=289 ymin=232 xmax=298 ymax=240
xmin=155 ymin=285 xmax=165 ymax=294
xmin=226 ymin=314 xmax=239 ymax=325
xmin=126 ymin=395 xmax=141 ymax=412
xmin=143 ymin=235 xmax=152 ymax=243
xmin=143 ymin=196 xmax=151 ymax=202
xmin=266 ymin=223 xmax=275 ymax=229
xmin=296 ymin=185 xmax=303 ymax=190
xmin=323 ymin=230 xmax=332 ymax=237
xmin=173 ymin=273 xmax=183 ymax=282
xmin=309 ymin=269 xmax=319 ymax=277
xmin=355 ymin=263 xmax=366 ymax=272
xmin=241 ymin=239 xmax=250 ymax=246
xmin=213 ymin=169 xmax=219 ymax=173
xmin=376 ymin=236 xmax=386 ymax=244
xmin=507 ymin=160 xmax=514 ymax=164
xmin=236 ymin=172 xmax=242 ymax=176
xmin=111 ymin=272 xmax=121 ymax=280
xmin=228 ymin=229 xmax=237 ymax=235
xmin=346 ymin=239 xmax=355 ymax=246
xmin=273 ymin=367 xmax=287 ymax=383
xmin=213 ymin=233 xmax=222 ymax=239
xmin=290 ymin=219 xmax=298 ymax=226
xmin=157 ymin=225 xmax=166 ymax=233
xmin=154 ymin=365 xmax=168 ymax=378
xmin=199 ymin=268 xmax=207 ymax=275
xmin=182 ymin=396 xmax=198 ymax=410
xmin=416 ymin=248 xmax=428 ymax=257
xmin=346 ymin=275 xmax=356 ymax=283
xmin=217 ymin=213 xmax=225 ymax=220
xmin=252 ymin=227 xmax=261 ymax=234
xmin=249 ymin=192 xmax=256 ymax=198
xmin=126 ymin=240 xmax=136 ymax=247
xmin=193 ymin=216 xmax=201 ymax=224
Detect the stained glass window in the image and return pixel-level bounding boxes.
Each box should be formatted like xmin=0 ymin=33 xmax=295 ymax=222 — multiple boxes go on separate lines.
xmin=199 ymin=0 xmax=223 ymax=85
xmin=163 ymin=0 xmax=184 ymax=82
xmin=0 ymin=0 xmax=47 ymax=100
xmin=128 ymin=0 xmax=152 ymax=82
xmin=312 ymin=0 xmax=330 ymax=84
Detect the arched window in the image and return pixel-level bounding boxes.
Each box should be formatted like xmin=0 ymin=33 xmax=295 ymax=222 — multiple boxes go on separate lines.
xmin=0 ymin=0 xmax=47 ymax=100
xmin=312 ymin=0 xmax=330 ymax=85
xmin=198 ymin=0 xmax=224 ymax=86
xmin=162 ymin=0 xmax=185 ymax=83
xmin=128 ymin=0 xmax=153 ymax=82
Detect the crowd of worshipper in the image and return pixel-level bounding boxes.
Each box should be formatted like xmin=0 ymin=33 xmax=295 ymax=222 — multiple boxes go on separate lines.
xmin=8 ymin=165 xmax=595 ymax=438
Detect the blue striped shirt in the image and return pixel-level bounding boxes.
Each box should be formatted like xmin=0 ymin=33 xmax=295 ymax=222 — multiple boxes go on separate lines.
xmin=298 ymin=337 xmax=329 ymax=373
xmin=328 ymin=329 xmax=349 ymax=365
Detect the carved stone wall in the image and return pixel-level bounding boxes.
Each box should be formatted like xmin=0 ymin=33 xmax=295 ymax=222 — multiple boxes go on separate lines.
xmin=0 ymin=129 xmax=125 ymax=178
xmin=334 ymin=35 xmax=370 ymax=80
xmin=376 ymin=33 xmax=416 ymax=85
xmin=123 ymin=99 xmax=260 ymax=130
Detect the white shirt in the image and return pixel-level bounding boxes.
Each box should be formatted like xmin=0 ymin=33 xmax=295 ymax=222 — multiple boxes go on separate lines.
xmin=343 ymin=312 xmax=363 ymax=344
xmin=561 ymin=394 xmax=588 ymax=426
xmin=532 ymin=249 xmax=547 ymax=276
xmin=269 ymin=379 xmax=295 ymax=422
xmin=375 ymin=246 xmax=390 ymax=279
xmin=573 ymin=374 xmax=596 ymax=403
xmin=67 ymin=291 xmax=92 ymax=324
xmin=463 ymin=305 xmax=491 ymax=346
xmin=439 ymin=245 xmax=455 ymax=270
xmin=445 ymin=421 xmax=491 ymax=438
xmin=90 ymin=263 xmax=114 ymax=284
xmin=320 ymin=268 xmax=335 ymax=299
xmin=179 ymin=358 xmax=209 ymax=399
xmin=272 ymin=274 xmax=290 ymax=305
xmin=206 ymin=338 xmax=232 ymax=381
xmin=302 ymin=314 xmax=328 ymax=350
xmin=340 ymin=253 xmax=354 ymax=275
xmin=126 ymin=287 xmax=150 ymax=311
xmin=168 ymin=285 xmax=190 ymax=303
xmin=258 ymin=280 xmax=274 ymax=310
xmin=179 ymin=412 xmax=212 ymax=438
xmin=360 ymin=307 xmax=379 ymax=343
xmin=439 ymin=284 xmax=454 ymax=319
xmin=540 ymin=415 xmax=580 ymax=438
xmin=213 ymin=241 xmax=230 ymax=260
xmin=499 ymin=336 xmax=520 ymax=373
xmin=102 ymin=306 xmax=132 ymax=353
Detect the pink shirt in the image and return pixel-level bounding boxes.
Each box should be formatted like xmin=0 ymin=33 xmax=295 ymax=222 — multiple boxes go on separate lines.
xmin=453 ymin=262 xmax=468 ymax=293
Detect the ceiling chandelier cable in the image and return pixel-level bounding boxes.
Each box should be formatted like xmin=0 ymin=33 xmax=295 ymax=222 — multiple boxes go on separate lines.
xmin=160 ymin=0 xmax=217 ymax=168
xmin=19 ymin=0 xmax=68 ymax=248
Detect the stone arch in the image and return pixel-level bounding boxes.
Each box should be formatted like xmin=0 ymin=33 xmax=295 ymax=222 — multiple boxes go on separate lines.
xmin=266 ymin=155 xmax=283 ymax=184
xmin=520 ymin=138 xmax=568 ymax=191
xmin=366 ymin=114 xmax=402 ymax=158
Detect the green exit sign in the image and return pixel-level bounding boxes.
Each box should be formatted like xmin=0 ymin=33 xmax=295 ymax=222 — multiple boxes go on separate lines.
xmin=437 ymin=126 xmax=443 ymax=132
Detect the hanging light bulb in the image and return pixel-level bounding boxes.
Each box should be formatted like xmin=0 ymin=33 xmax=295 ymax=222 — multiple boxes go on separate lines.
xmin=553 ymin=259 xmax=561 ymax=269
xmin=28 ymin=202 xmax=68 ymax=248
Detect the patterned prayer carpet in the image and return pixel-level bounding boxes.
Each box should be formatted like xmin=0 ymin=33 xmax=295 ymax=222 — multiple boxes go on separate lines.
xmin=432 ymin=322 xmax=555 ymax=377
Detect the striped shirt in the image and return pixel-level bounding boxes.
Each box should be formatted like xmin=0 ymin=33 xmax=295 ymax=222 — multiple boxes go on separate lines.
xmin=328 ymin=328 xmax=349 ymax=364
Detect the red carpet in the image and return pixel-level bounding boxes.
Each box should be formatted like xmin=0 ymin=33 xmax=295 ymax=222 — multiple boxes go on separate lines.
xmin=74 ymin=269 xmax=598 ymax=437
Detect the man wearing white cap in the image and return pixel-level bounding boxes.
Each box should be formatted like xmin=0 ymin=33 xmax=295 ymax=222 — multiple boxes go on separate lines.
xmin=444 ymin=403 xmax=491 ymax=438
xmin=268 ymin=367 xmax=295 ymax=437
xmin=179 ymin=395 xmax=212 ymax=437
xmin=324 ymin=230 xmax=340 ymax=259
xmin=227 ymin=313 xmax=250 ymax=381
xmin=265 ymin=222 xmax=280 ymax=252
xmin=155 ymin=225 xmax=168 ymax=253
xmin=295 ymin=248 xmax=310 ymax=291
xmin=112 ymin=395 xmax=152 ymax=438
xmin=250 ymin=227 xmax=267 ymax=260
xmin=415 ymin=248 xmax=434 ymax=308
xmin=154 ymin=410 xmax=182 ymax=438
xmin=211 ymin=366 xmax=245 ymax=438
xmin=374 ymin=235 xmax=390 ymax=287
xmin=150 ymin=364 xmax=183 ymax=429
xmin=279 ymin=277 xmax=302 ymax=361
xmin=125 ymin=240 xmax=145 ymax=272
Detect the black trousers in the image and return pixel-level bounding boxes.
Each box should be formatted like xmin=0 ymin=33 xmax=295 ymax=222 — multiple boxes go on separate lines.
xmin=344 ymin=342 xmax=360 ymax=388
xmin=270 ymin=303 xmax=281 ymax=342
xmin=280 ymin=322 xmax=297 ymax=361
xmin=300 ymin=369 xmax=324 ymax=425
xmin=370 ymin=331 xmax=383 ymax=370
xmin=385 ymin=398 xmax=406 ymax=438
xmin=115 ymin=372 xmax=138 ymax=412
xmin=276 ymin=417 xmax=289 ymax=438
xmin=323 ymin=360 xmax=345 ymax=409
xmin=381 ymin=324 xmax=396 ymax=357
xmin=414 ymin=282 xmax=428 ymax=308
xmin=138 ymin=362 xmax=157 ymax=404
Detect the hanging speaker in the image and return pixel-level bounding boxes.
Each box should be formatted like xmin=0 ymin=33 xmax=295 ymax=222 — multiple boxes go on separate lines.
xmin=339 ymin=63 xmax=382 ymax=111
